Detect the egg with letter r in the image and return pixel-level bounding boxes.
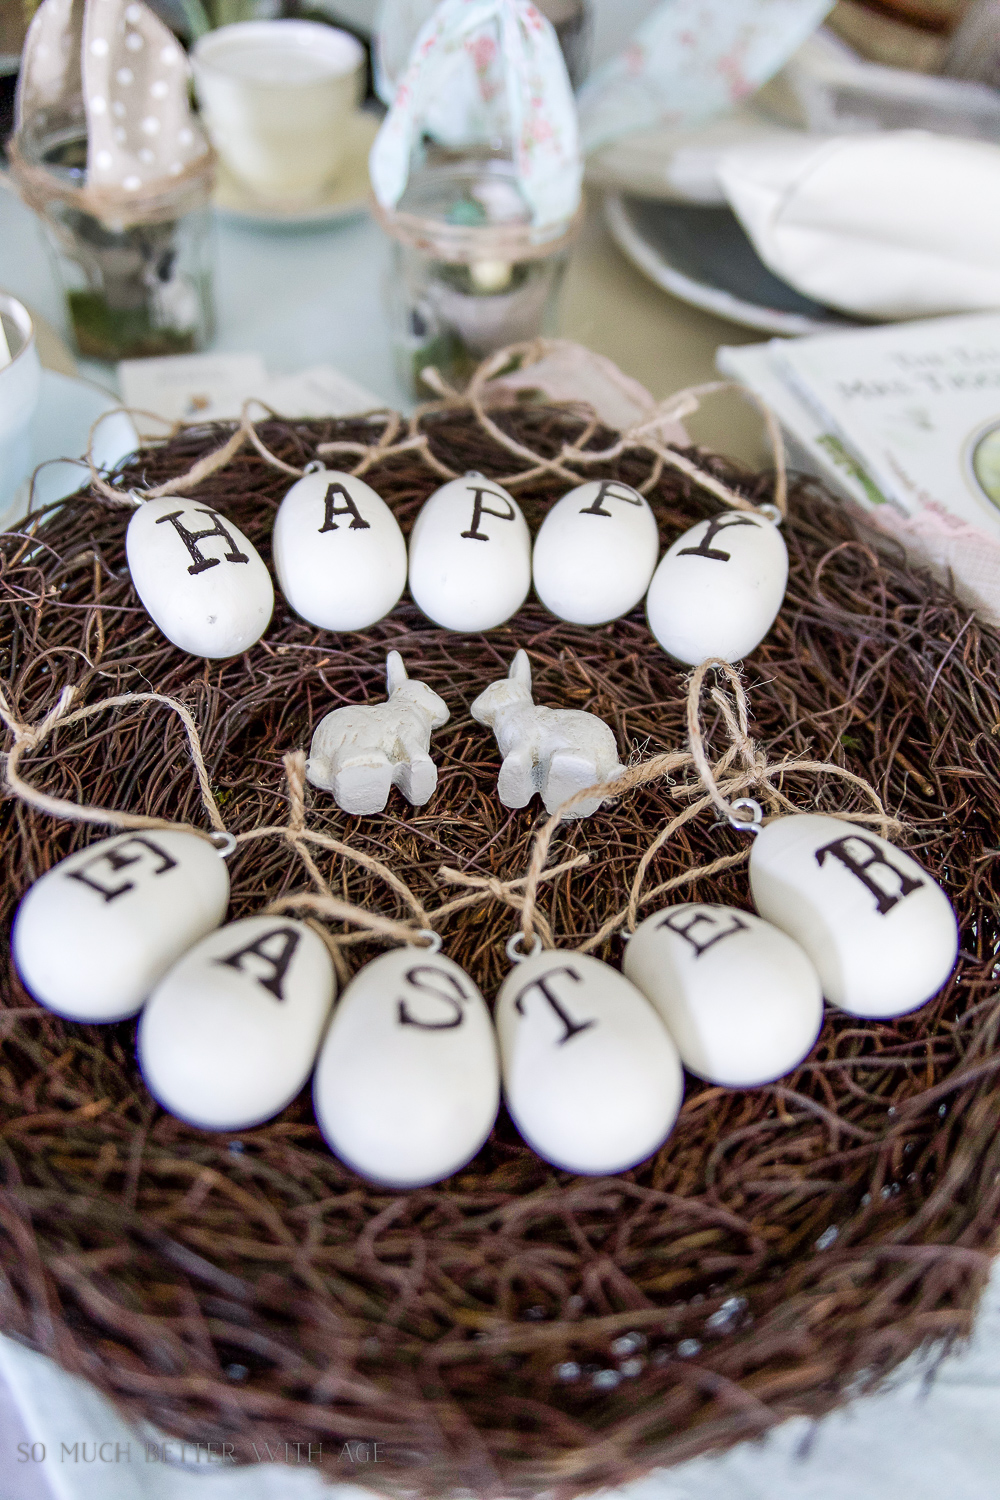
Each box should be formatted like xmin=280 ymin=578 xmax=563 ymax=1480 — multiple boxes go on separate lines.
xmin=645 ymin=509 xmax=788 ymax=664
xmin=494 ymin=949 xmax=682 ymax=1174
xmin=407 ymin=471 xmax=531 ymax=631
xmin=138 ymin=916 xmax=335 ymax=1129
xmin=532 ymin=479 xmax=659 ymax=625
xmin=272 ymin=469 xmax=407 ymax=631
xmin=13 ymin=830 xmax=230 ymax=1022
xmin=749 ymin=814 xmax=958 ymax=1018
xmin=126 ymin=496 xmax=273 ymax=659
xmin=624 ymin=904 xmax=823 ymax=1086
xmin=313 ymin=947 xmax=500 ymax=1187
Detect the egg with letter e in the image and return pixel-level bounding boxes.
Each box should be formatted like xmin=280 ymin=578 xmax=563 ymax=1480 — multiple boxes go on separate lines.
xmin=272 ymin=469 xmax=407 ymax=631
xmin=12 ymin=830 xmax=230 ymax=1023
xmin=495 ymin=949 xmax=683 ymax=1174
xmin=138 ymin=916 xmax=335 ymax=1129
xmin=407 ymin=471 xmax=531 ymax=630
xmin=313 ymin=947 xmax=500 ymax=1187
xmin=749 ymin=814 xmax=959 ymax=1019
xmin=645 ymin=510 xmax=788 ymax=664
xmin=126 ymin=496 xmax=274 ymax=659
xmin=532 ymin=479 xmax=659 ymax=625
xmin=623 ymin=904 xmax=823 ymax=1086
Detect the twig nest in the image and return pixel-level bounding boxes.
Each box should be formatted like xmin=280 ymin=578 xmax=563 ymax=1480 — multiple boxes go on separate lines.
xmin=531 ymin=479 xmax=659 ymax=625
xmin=272 ymin=469 xmax=407 ymax=631
xmin=749 ymin=814 xmax=959 ymax=1018
xmin=13 ymin=830 xmax=230 ymax=1022
xmin=407 ymin=472 xmax=531 ymax=631
xmin=138 ymin=916 xmax=336 ymax=1129
xmin=623 ymin=905 xmax=823 ymax=1087
xmin=646 ymin=511 xmax=788 ymax=665
xmin=313 ymin=948 xmax=500 ymax=1188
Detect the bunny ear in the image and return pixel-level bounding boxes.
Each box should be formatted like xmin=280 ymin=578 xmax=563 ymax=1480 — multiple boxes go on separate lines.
xmin=509 ymin=650 xmax=532 ymax=691
xmin=386 ymin=651 xmax=408 ymax=694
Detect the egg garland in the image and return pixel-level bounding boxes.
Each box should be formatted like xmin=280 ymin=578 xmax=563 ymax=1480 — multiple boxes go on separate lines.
xmin=531 ymin=479 xmax=659 ymax=626
xmin=313 ymin=937 xmax=500 ymax=1188
xmin=407 ymin=471 xmax=532 ymax=631
xmin=272 ymin=467 xmax=408 ymax=631
xmin=12 ymin=829 xmax=232 ymax=1023
xmin=126 ymin=496 xmax=274 ymax=659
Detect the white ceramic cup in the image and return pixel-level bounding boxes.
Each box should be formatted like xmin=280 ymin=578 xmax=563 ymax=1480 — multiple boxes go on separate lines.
xmin=193 ymin=20 xmax=365 ymax=205
xmin=0 ymin=294 xmax=42 ymax=522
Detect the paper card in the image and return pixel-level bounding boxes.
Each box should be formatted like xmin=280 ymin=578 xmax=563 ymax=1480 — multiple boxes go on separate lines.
xmin=117 ymin=352 xmax=269 ymax=435
xmin=256 ymin=365 xmax=384 ymax=419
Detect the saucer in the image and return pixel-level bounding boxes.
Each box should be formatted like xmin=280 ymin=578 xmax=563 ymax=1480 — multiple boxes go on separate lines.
xmin=212 ymin=110 xmax=381 ymax=227
xmin=1 ymin=369 xmax=139 ymax=531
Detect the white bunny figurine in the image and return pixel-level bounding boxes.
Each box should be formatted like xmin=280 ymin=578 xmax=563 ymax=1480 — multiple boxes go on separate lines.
xmin=471 ymin=650 xmax=624 ymax=820
xmin=307 ymin=652 xmax=449 ymax=816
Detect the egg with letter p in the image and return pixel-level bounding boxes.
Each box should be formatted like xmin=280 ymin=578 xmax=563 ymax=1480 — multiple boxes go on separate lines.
xmin=645 ymin=510 xmax=788 ymax=664
xmin=272 ymin=469 xmax=407 ymax=631
xmin=495 ymin=950 xmax=682 ymax=1175
xmin=313 ymin=947 xmax=500 ymax=1187
xmin=407 ymin=471 xmax=531 ymax=631
xmin=532 ymin=479 xmax=660 ymax=625
xmin=749 ymin=814 xmax=958 ymax=1018
xmin=126 ymin=496 xmax=273 ymax=659
xmin=138 ymin=916 xmax=335 ymax=1129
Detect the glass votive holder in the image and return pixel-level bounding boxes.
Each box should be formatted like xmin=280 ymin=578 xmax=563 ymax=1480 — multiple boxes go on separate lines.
xmin=375 ymin=154 xmax=582 ymax=398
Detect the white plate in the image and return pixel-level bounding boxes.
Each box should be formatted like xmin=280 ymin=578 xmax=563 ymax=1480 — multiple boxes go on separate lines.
xmin=213 ymin=111 xmax=380 ymax=227
xmin=1 ymin=368 xmax=139 ymax=531
xmin=604 ymin=192 xmax=861 ymax=337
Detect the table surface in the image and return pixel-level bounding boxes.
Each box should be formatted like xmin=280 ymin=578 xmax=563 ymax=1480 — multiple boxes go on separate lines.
xmin=1 ymin=181 xmax=998 ymax=1500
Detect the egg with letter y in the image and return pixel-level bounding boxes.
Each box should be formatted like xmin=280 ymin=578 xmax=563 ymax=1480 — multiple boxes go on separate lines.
xmin=407 ymin=471 xmax=531 ymax=631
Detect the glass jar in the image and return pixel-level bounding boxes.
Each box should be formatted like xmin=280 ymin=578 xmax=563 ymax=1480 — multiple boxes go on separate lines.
xmin=378 ymin=154 xmax=581 ymax=397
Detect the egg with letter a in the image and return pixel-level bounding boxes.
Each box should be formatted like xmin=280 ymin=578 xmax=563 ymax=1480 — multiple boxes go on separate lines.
xmin=407 ymin=471 xmax=531 ymax=631
xmin=138 ymin=916 xmax=335 ymax=1130
xmin=749 ymin=814 xmax=959 ymax=1019
xmin=495 ymin=949 xmax=683 ymax=1175
xmin=313 ymin=947 xmax=500 ymax=1187
xmin=272 ymin=469 xmax=407 ymax=631
xmin=532 ymin=479 xmax=660 ymax=625
xmin=645 ymin=510 xmax=788 ymax=664
xmin=12 ymin=830 xmax=230 ymax=1023
xmin=623 ymin=904 xmax=823 ymax=1087
xmin=126 ymin=496 xmax=274 ymax=659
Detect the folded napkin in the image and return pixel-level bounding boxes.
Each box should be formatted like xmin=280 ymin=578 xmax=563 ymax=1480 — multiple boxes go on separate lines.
xmin=717 ymin=130 xmax=1000 ymax=320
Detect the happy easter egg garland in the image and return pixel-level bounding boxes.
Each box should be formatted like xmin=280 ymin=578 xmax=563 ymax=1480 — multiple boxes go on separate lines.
xmin=1 ymin=377 xmax=995 ymax=1493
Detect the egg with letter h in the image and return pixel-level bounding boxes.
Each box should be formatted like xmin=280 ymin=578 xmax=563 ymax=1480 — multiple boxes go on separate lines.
xmin=532 ymin=479 xmax=659 ymax=625
xmin=407 ymin=471 xmax=531 ymax=631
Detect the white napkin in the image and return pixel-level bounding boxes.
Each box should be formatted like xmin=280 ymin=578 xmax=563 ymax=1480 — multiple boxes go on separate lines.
xmin=717 ymin=130 xmax=1000 ymax=321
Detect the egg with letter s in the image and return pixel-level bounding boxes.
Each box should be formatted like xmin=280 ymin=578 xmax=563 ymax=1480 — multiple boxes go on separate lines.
xmin=645 ymin=510 xmax=788 ymax=664
xmin=272 ymin=469 xmax=407 ymax=631
xmin=126 ymin=496 xmax=274 ymax=659
xmin=749 ymin=814 xmax=958 ymax=1019
xmin=623 ymin=904 xmax=823 ymax=1086
xmin=495 ymin=949 xmax=683 ymax=1175
xmin=407 ymin=471 xmax=531 ymax=631
xmin=313 ymin=947 xmax=500 ymax=1187
xmin=532 ymin=479 xmax=659 ymax=625
xmin=138 ymin=916 xmax=335 ymax=1129
xmin=12 ymin=830 xmax=230 ymax=1023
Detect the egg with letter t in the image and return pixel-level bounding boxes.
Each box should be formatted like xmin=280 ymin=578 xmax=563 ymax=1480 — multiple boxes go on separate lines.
xmin=495 ymin=949 xmax=683 ymax=1175
xmin=407 ymin=471 xmax=531 ymax=631
xmin=138 ymin=916 xmax=335 ymax=1129
xmin=126 ymin=497 xmax=273 ymax=658
xmin=749 ymin=814 xmax=959 ymax=1018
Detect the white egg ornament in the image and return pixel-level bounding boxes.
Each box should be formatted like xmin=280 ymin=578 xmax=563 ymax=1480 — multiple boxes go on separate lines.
xmin=272 ymin=469 xmax=407 ymax=631
xmin=138 ymin=916 xmax=335 ymax=1130
xmin=749 ymin=814 xmax=959 ymax=1019
xmin=313 ymin=946 xmax=500 ymax=1187
xmin=495 ymin=948 xmax=683 ymax=1175
xmin=407 ymin=471 xmax=531 ymax=631
xmin=645 ymin=509 xmax=788 ymax=664
xmin=12 ymin=830 xmax=230 ymax=1023
xmin=126 ymin=496 xmax=273 ymax=658
xmin=623 ymin=904 xmax=823 ymax=1087
xmin=532 ymin=479 xmax=659 ymax=625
